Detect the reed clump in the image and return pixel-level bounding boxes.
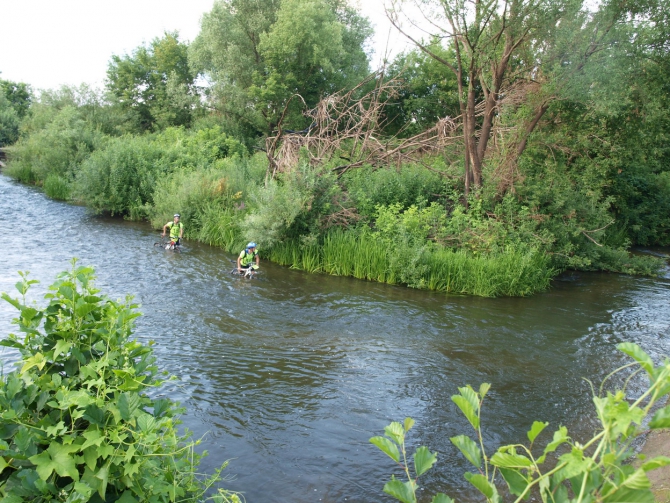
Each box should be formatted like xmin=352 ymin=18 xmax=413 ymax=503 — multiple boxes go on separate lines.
xmin=267 ymin=229 xmax=554 ymax=297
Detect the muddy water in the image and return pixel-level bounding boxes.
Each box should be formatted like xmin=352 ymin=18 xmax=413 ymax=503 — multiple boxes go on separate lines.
xmin=1 ymin=174 xmax=669 ymax=502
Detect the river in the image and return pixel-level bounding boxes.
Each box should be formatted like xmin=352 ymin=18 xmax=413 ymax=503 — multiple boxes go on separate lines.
xmin=1 ymin=173 xmax=669 ymax=502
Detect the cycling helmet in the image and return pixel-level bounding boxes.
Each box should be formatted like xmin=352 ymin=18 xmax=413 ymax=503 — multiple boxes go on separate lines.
xmin=246 ymin=242 xmax=257 ymax=249
xmin=174 ymin=213 xmax=180 ymax=218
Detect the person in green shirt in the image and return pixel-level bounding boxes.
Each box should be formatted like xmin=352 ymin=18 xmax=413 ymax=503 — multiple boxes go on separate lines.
xmin=162 ymin=214 xmax=184 ymax=247
xmin=237 ymin=242 xmax=259 ymax=273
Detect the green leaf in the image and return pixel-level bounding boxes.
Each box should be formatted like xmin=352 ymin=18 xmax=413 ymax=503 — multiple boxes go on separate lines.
xmin=153 ymin=398 xmax=170 ymax=417
xmin=622 ymin=468 xmax=651 ymax=490
xmin=543 ymin=426 xmax=569 ymax=455
xmin=617 ymin=343 xmax=654 ymax=375
xmin=29 ymin=442 xmax=80 ymax=481
xmin=479 ymin=383 xmax=491 ymax=399
xmin=15 ymin=280 xmax=28 ymax=295
xmin=116 ymin=491 xmax=140 ymax=503
xmin=118 ymin=392 xmax=141 ymax=421
xmin=94 ymin=462 xmax=110 ymax=499
xmin=75 ymin=301 xmax=97 ymax=318
xmin=384 ymin=422 xmax=405 ymax=445
xmin=137 ymin=413 xmax=156 ymax=432
xmin=414 ymin=446 xmax=438 ymax=476
xmin=0 ymin=338 xmax=24 ymax=349
xmin=527 ymin=421 xmax=549 ymax=443
xmin=14 ymin=426 xmax=34 ymax=453
xmin=370 ymin=436 xmax=400 ymax=462
xmin=69 ymin=482 xmax=94 ymax=502
xmin=465 ymin=472 xmax=495 ymax=498
xmin=649 ymin=406 xmax=670 ymax=429
xmin=83 ymin=405 xmax=105 ymax=426
xmin=383 ymin=477 xmax=416 ymax=503
xmin=404 ymin=417 xmax=415 ymax=433
xmin=83 ymin=447 xmax=98 ymax=471
xmin=452 ymin=395 xmax=479 ymax=429
xmin=58 ymin=284 xmax=75 ymax=301
xmin=452 ymin=386 xmax=480 ymax=429
xmin=53 ymin=340 xmax=72 ymax=360
xmin=431 ymin=494 xmax=454 ymax=503
xmin=21 ymin=352 xmax=47 ymax=373
xmin=641 ymin=456 xmax=670 ymax=472
xmin=0 ymin=456 xmax=9 ymax=475
xmin=1 ymin=292 xmax=21 ymax=309
xmin=500 ymin=467 xmax=531 ymax=497
xmin=491 ymin=451 xmax=533 ymax=469
xmin=450 ymin=435 xmax=481 ymax=468
xmin=602 ymin=486 xmax=654 ymax=503
xmin=81 ymin=429 xmax=104 ymax=450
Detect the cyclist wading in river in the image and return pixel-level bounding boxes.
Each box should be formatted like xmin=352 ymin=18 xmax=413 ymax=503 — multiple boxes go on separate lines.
xmin=237 ymin=242 xmax=259 ymax=273
xmin=162 ymin=214 xmax=184 ymax=246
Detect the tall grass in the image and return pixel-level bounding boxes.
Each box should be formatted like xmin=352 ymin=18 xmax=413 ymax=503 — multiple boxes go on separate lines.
xmin=194 ymin=203 xmax=242 ymax=251
xmin=43 ymin=174 xmax=71 ymax=200
xmin=267 ymin=229 xmax=555 ymax=297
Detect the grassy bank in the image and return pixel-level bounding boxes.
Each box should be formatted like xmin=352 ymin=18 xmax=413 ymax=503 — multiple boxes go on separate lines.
xmin=268 ymin=230 xmax=555 ymax=297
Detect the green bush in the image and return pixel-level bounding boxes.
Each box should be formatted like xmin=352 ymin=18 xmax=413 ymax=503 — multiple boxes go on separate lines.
xmin=76 ymin=135 xmax=165 ymax=218
xmin=341 ymin=163 xmax=446 ymax=218
xmin=6 ymin=106 xmax=107 ymax=184
xmin=0 ymin=261 xmax=238 ymax=502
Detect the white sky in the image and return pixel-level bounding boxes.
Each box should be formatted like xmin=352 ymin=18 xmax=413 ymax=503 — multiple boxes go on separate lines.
xmin=0 ymin=0 xmax=414 ymax=92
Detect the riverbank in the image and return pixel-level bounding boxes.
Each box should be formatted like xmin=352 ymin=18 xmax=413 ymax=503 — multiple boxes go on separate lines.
xmin=642 ymin=428 xmax=670 ymax=502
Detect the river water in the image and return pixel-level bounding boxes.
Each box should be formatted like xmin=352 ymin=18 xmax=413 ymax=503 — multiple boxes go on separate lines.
xmin=1 ymin=173 xmax=669 ymax=502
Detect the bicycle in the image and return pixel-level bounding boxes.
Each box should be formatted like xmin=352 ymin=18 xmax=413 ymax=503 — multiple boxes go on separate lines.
xmin=230 ymin=264 xmax=259 ymax=279
xmin=153 ymin=237 xmax=181 ymax=252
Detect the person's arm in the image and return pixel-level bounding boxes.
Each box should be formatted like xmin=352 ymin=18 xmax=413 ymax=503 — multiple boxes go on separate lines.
xmin=179 ymin=223 xmax=184 ymax=239
xmin=255 ymin=254 xmax=260 ymax=267
xmin=162 ymin=222 xmax=169 ymax=236
xmin=237 ymin=254 xmax=242 ymax=271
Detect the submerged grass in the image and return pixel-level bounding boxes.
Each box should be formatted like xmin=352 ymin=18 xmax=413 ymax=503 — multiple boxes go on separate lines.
xmin=267 ymin=229 xmax=555 ymax=297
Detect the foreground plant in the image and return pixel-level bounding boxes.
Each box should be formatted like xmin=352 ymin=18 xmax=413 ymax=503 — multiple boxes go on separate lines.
xmin=372 ymin=344 xmax=670 ymax=503
xmin=0 ymin=260 xmax=239 ymax=502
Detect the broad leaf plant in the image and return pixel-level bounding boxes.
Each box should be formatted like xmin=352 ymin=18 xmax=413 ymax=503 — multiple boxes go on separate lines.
xmin=372 ymin=344 xmax=670 ymax=503
xmin=0 ymin=260 xmax=239 ymax=502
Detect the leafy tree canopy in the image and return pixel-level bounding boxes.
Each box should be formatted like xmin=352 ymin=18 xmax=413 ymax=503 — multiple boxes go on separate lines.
xmin=190 ymin=0 xmax=372 ymax=139
xmin=106 ymin=31 xmax=198 ymax=132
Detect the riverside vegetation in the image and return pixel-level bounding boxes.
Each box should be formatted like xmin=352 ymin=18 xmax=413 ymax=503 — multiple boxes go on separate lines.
xmin=0 ymin=261 xmax=240 ymax=502
xmin=372 ymin=344 xmax=670 ymax=503
xmin=1 ymin=0 xmax=668 ymax=297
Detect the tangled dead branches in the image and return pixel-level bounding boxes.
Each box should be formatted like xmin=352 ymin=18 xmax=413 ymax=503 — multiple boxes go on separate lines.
xmin=266 ymin=70 xmax=551 ymax=198
xmin=265 ymin=70 xmax=467 ymax=181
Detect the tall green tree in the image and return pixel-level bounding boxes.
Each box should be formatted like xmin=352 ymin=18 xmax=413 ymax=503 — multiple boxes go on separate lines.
xmin=0 ymin=78 xmax=31 ymax=147
xmin=383 ymin=43 xmax=460 ymax=137
xmin=106 ymin=31 xmax=198 ymax=132
xmin=190 ymin=0 xmax=372 ymax=140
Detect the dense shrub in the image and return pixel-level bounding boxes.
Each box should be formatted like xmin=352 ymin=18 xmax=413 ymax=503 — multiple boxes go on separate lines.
xmin=6 ymin=106 xmax=107 ymax=185
xmin=76 ymin=135 xmax=165 ymax=218
xmin=0 ymin=262 xmax=238 ymax=502
xmin=341 ymin=163 xmax=447 ymax=218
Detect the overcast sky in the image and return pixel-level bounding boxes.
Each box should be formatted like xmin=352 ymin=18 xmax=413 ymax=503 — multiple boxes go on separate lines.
xmin=0 ymin=0 xmax=414 ymax=92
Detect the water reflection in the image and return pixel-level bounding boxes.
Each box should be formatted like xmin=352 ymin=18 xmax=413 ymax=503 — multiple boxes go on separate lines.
xmin=1 ymin=174 xmax=669 ymax=502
